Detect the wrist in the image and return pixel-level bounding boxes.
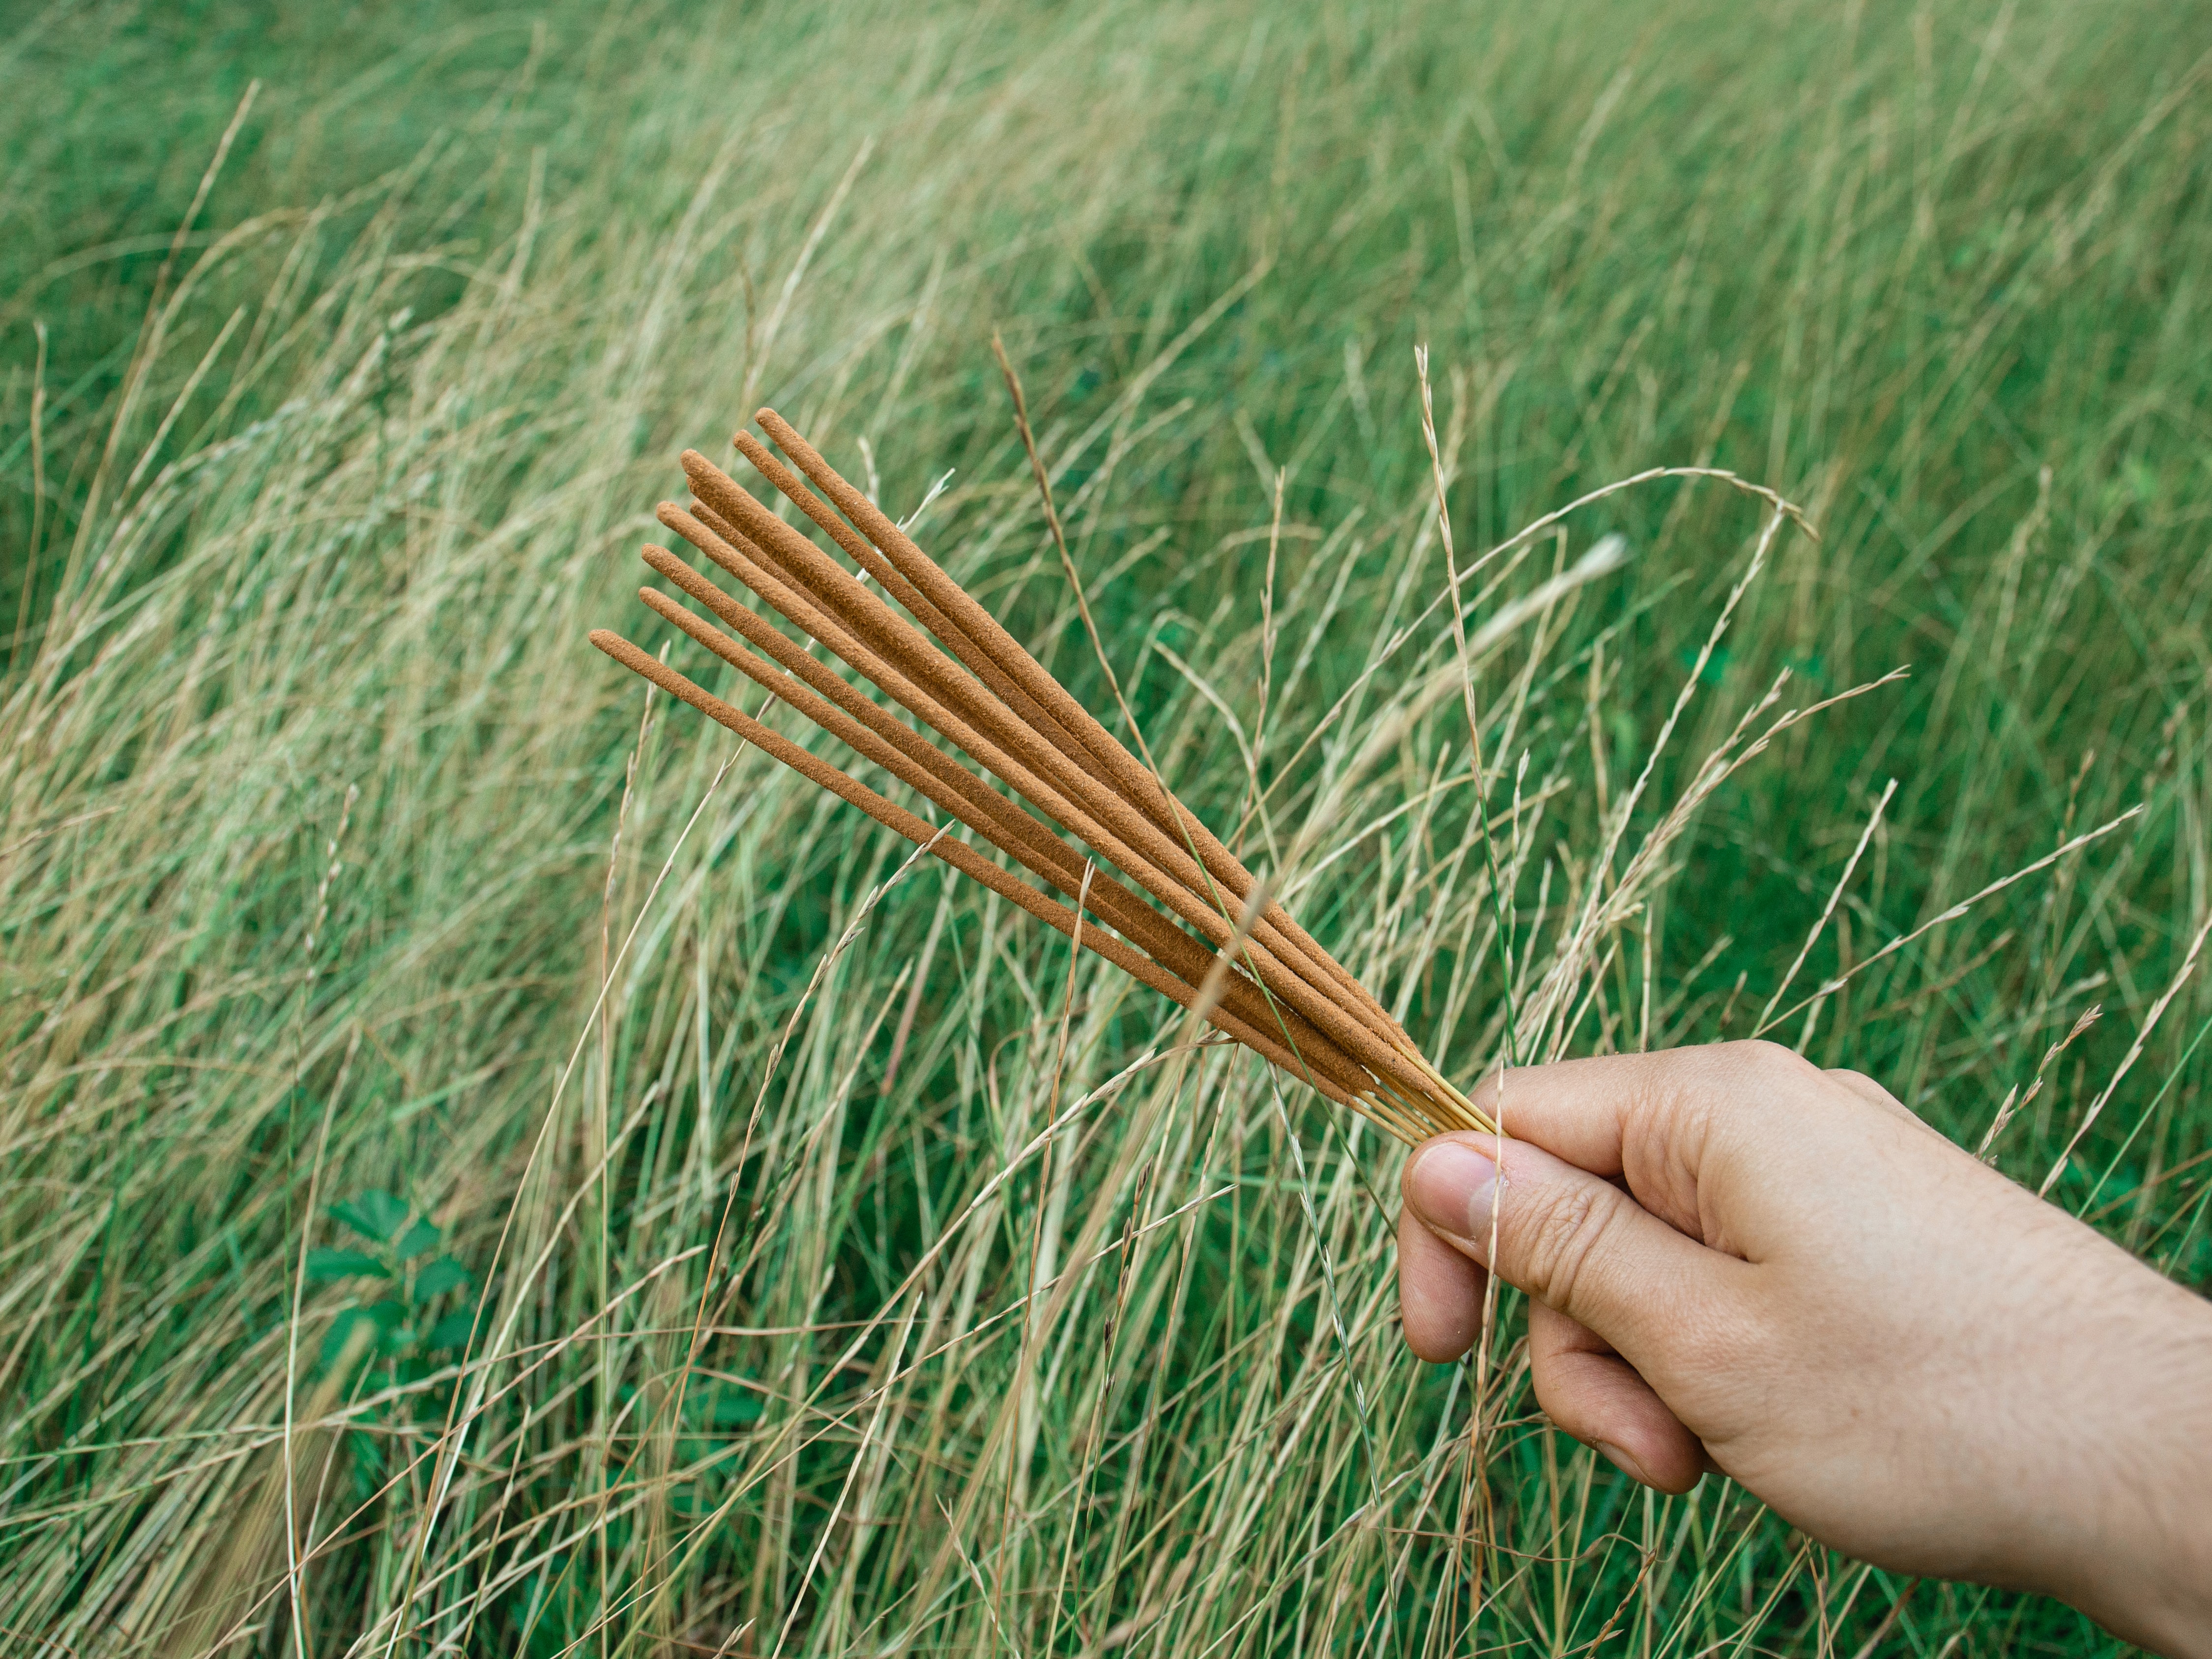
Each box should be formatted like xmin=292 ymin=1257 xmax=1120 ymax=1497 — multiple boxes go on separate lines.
xmin=2052 ymin=1293 xmax=2212 ymax=1657
xmin=2073 ymin=1493 xmax=2212 ymax=1659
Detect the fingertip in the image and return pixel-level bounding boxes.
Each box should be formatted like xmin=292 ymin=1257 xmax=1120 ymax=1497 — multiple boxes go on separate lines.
xmin=1403 ymin=1135 xmax=1500 ymax=1241
xmin=1593 ymin=1435 xmax=1706 ymax=1496
xmin=1528 ymin=1302 xmax=1707 ymax=1493
xmin=1397 ymin=1203 xmax=1485 ymax=1362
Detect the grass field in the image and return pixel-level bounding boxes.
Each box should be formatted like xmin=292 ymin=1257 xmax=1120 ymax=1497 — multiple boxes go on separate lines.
xmin=4 ymin=0 xmax=2210 ymax=1652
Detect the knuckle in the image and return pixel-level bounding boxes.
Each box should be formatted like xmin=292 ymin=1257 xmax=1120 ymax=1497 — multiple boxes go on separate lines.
xmin=1733 ymin=1038 xmax=1818 ymax=1078
xmin=1715 ymin=1039 xmax=1821 ymax=1101
xmin=1515 ymin=1180 xmax=1630 ymax=1314
xmin=1681 ymin=1293 xmax=1768 ymax=1373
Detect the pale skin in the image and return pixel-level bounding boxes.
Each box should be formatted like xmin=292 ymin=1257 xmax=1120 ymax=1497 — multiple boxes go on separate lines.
xmin=1395 ymin=1040 xmax=2212 ymax=1657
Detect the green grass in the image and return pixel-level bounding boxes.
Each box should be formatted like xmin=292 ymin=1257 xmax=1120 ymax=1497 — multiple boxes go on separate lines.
xmin=3 ymin=0 xmax=2210 ymax=1652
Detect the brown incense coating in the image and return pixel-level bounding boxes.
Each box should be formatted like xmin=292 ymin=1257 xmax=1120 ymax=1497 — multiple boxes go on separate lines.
xmin=675 ymin=475 xmax=1093 ymax=814
xmin=747 ymin=410 xmax=1414 ymax=1054
xmin=635 ymin=549 xmax=1371 ymax=1087
xmin=666 ymin=495 xmax=1277 ymax=961
xmin=631 ymin=567 xmax=1382 ymax=1108
xmin=584 ymin=627 xmax=1397 ymax=1131
xmin=635 ymin=590 xmax=1384 ymax=1112
xmin=708 ymin=456 xmax=1407 ymax=1071
xmin=656 ymin=491 xmax=1455 ymax=1118
xmin=640 ymin=546 xmax=1063 ymax=867
xmin=720 ymin=438 xmax=1083 ymax=762
xmin=637 ymin=527 xmax=1439 ymax=1120
xmin=662 ymin=500 xmax=1461 ymax=1128
xmin=589 ymin=421 xmax=1503 ymax=1137
xmin=707 ymin=447 xmax=1396 ymax=1056
xmin=664 ymin=475 xmax=1421 ymax=1091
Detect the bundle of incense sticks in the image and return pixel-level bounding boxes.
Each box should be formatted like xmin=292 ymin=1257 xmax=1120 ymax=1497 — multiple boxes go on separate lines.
xmin=588 ymin=411 xmax=1495 ymax=1145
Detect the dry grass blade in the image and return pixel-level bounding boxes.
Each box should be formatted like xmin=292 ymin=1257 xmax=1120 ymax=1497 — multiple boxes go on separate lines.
xmin=591 ymin=412 xmax=1496 ymax=1144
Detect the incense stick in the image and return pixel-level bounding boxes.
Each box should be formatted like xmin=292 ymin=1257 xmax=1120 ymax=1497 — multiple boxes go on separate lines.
xmin=589 ymin=412 xmax=1498 ymax=1144
xmin=680 ymin=468 xmax=1452 ymax=1109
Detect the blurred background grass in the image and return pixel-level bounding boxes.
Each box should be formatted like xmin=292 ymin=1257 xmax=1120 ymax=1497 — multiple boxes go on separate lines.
xmin=2 ymin=0 xmax=2208 ymax=1652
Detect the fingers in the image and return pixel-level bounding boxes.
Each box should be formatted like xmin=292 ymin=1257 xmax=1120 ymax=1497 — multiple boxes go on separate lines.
xmin=1397 ymin=1202 xmax=1487 ymax=1361
xmin=1397 ymin=1155 xmax=1711 ymax=1488
xmin=1462 ymin=1048 xmax=1720 ymax=1174
xmin=1527 ymin=1302 xmax=1707 ymax=1494
xmin=1460 ymin=1047 xmax=1760 ymax=1236
xmin=1402 ymin=1133 xmax=1744 ymax=1362
xmin=1463 ymin=1042 xmax=1900 ymax=1247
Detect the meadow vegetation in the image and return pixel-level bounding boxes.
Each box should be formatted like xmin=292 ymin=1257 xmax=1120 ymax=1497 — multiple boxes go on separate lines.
xmin=2 ymin=0 xmax=2210 ymax=1652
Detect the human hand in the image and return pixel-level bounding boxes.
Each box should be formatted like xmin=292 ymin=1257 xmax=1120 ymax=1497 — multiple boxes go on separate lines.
xmin=1396 ymin=1041 xmax=2212 ymax=1657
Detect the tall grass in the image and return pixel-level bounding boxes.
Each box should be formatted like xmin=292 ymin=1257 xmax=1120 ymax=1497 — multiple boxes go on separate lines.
xmin=2 ymin=0 xmax=2209 ymax=1652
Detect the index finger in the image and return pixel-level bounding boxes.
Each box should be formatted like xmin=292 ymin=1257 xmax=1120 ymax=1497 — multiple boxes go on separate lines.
xmin=1464 ymin=1041 xmax=1825 ymax=1245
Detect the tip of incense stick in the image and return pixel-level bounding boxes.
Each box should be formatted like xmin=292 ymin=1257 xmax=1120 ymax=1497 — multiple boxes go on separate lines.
xmin=756 ymin=409 xmax=804 ymax=448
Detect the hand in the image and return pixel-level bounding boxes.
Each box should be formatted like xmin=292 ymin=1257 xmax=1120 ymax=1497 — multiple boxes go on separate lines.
xmin=1396 ymin=1040 xmax=2212 ymax=1657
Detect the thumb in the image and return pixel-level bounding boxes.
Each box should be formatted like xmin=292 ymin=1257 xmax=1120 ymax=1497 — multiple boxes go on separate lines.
xmin=1402 ymin=1133 xmax=1732 ymax=1352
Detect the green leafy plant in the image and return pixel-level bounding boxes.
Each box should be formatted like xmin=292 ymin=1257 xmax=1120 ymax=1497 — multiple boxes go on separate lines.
xmin=311 ymin=1188 xmax=478 ymax=1380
